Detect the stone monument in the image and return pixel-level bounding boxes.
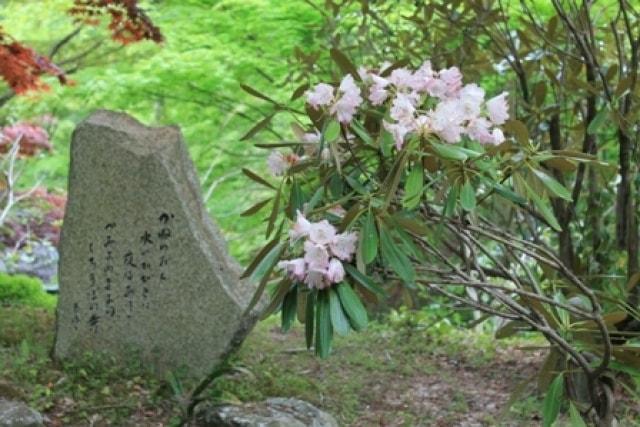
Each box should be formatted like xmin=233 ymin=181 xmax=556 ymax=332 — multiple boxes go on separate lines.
xmin=54 ymin=110 xmax=258 ymax=376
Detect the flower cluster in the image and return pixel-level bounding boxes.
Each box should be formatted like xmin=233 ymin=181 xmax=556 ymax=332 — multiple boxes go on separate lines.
xmin=267 ymin=150 xmax=302 ymax=176
xmin=277 ymin=212 xmax=357 ymax=289
xmin=305 ymin=60 xmax=509 ymax=149
xmin=0 ymin=122 xmax=52 ymax=156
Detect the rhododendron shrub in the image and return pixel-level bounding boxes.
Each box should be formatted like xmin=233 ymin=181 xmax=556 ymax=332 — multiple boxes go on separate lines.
xmin=242 ymin=57 xmax=611 ymax=364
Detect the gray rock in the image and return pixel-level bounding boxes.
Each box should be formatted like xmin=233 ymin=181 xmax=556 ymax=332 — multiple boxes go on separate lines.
xmin=197 ymin=398 xmax=339 ymax=427
xmin=0 ymin=242 xmax=59 ymax=288
xmin=54 ymin=110 xmax=259 ymax=377
xmin=0 ymin=400 xmax=43 ymax=427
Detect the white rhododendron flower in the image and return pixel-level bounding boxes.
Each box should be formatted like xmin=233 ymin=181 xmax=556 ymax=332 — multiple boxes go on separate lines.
xmin=306 ymin=83 xmax=335 ymax=108
xmin=428 ymin=99 xmax=466 ymax=144
xmin=267 ymin=151 xmax=301 ymax=176
xmin=277 ymin=213 xmax=358 ymax=288
xmin=330 ymin=74 xmax=363 ymax=123
xmin=326 ymin=258 xmax=346 ymax=283
xmin=486 ymin=92 xmax=509 ymax=125
xmin=466 ymin=118 xmax=494 ymax=145
xmin=384 ymin=120 xmax=413 ymax=150
xmin=302 ymin=131 xmax=321 ymax=144
xmin=368 ymin=74 xmax=390 ymax=106
xmin=458 ymin=83 xmax=485 ymax=120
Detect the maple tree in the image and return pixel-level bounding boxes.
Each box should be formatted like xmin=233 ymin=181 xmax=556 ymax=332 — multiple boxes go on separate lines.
xmin=0 ymin=0 xmax=162 ymax=96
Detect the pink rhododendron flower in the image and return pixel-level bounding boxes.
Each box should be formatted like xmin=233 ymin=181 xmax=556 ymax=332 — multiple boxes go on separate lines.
xmin=330 ymin=74 xmax=363 ymax=123
xmin=304 ymin=240 xmax=330 ymax=270
xmin=305 ymin=269 xmax=329 ymax=289
xmin=290 ymin=211 xmax=312 ymax=240
xmin=277 ymin=258 xmax=307 ymax=281
xmin=267 ymin=151 xmax=300 ymax=176
xmin=486 ymin=92 xmax=509 ymax=125
xmin=330 ymin=231 xmax=358 ymax=261
xmin=326 ymin=258 xmax=346 ymax=283
xmin=384 ymin=120 xmax=412 ymax=150
xmin=368 ymin=74 xmax=390 ymax=106
xmin=491 ymin=128 xmax=505 ymax=145
xmin=411 ymin=61 xmax=436 ymax=92
xmin=390 ymin=92 xmax=417 ymax=124
xmin=306 ymin=83 xmax=335 ymax=108
xmin=302 ymin=131 xmax=321 ymax=144
xmin=309 ymin=219 xmax=337 ymax=245
xmin=428 ymin=99 xmax=466 ymax=144
xmin=466 ymin=118 xmax=494 ymax=145
xmin=389 ymin=67 xmax=416 ymax=90
xmin=458 ymin=83 xmax=485 ymax=120
xmin=438 ymin=66 xmax=463 ymax=96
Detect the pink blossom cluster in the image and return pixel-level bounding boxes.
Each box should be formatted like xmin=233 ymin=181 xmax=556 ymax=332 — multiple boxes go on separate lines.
xmin=0 ymin=122 xmax=51 ymax=155
xmin=305 ymin=61 xmax=509 ymax=149
xmin=267 ymin=150 xmax=302 ymax=176
xmin=277 ymin=211 xmax=357 ymax=289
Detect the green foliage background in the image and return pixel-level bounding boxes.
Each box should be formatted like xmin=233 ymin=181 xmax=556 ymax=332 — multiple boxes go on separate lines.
xmin=0 ymin=0 xmax=322 ymax=262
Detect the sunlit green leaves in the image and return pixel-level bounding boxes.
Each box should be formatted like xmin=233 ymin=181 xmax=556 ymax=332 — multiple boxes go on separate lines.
xmin=542 ymin=374 xmax=564 ymax=427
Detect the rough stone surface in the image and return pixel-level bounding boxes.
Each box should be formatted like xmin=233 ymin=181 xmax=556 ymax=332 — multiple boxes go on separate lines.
xmin=0 ymin=400 xmax=44 ymax=427
xmin=54 ymin=110 xmax=258 ymax=376
xmin=196 ymin=398 xmax=339 ymax=427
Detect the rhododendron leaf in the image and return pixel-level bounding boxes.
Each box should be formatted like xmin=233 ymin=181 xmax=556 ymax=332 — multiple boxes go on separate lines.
xmin=346 ymin=176 xmax=367 ymax=194
xmin=242 ymin=168 xmax=276 ymax=190
xmin=246 ymin=242 xmax=286 ymax=314
xmin=360 ymin=212 xmax=378 ymax=264
xmin=290 ymin=82 xmax=310 ymax=101
xmin=306 ymin=186 xmax=325 ymax=212
xmin=305 ymin=291 xmax=316 ymax=349
xmin=379 ymin=225 xmax=415 ymax=284
xmin=336 ymin=283 xmax=368 ymax=331
xmin=281 ymin=286 xmax=298 ymax=332
xmin=403 ymin=166 xmax=423 ymax=210
xmin=329 ymin=288 xmax=350 ymax=336
xmin=350 ymin=120 xmax=374 ymax=145
xmin=340 ymin=204 xmax=364 ymax=231
xmin=345 ymin=264 xmax=384 ymax=298
xmin=460 ymin=181 xmax=476 ymax=211
xmin=240 ymin=83 xmax=280 ymax=105
xmin=587 ymin=108 xmax=608 ymax=135
xmin=532 ymin=169 xmax=572 ymax=201
xmin=503 ymin=120 xmax=530 ymax=146
xmin=542 ymin=373 xmax=564 ymax=427
xmin=260 ymin=278 xmax=293 ymax=320
xmin=296 ymin=289 xmax=307 ymax=323
xmin=315 ymin=290 xmax=332 ymax=358
xmin=242 ymin=236 xmax=281 ymax=279
xmin=519 ymin=176 xmax=562 ymax=231
xmin=324 ymin=120 xmax=341 ymax=142
xmin=289 ymin=181 xmax=305 ymax=216
xmin=266 ymin=185 xmax=282 ymax=238
xmin=330 ymin=48 xmax=360 ymax=81
xmin=241 ymin=198 xmax=272 ymax=217
xmin=430 ymin=142 xmax=468 ymax=161
xmin=382 ymin=150 xmax=409 ymax=208
xmin=569 ymin=403 xmax=587 ymax=427
xmin=444 ymin=186 xmax=459 ymax=218
xmin=241 ymin=113 xmax=275 ymax=140
xmin=491 ymin=181 xmax=527 ymax=205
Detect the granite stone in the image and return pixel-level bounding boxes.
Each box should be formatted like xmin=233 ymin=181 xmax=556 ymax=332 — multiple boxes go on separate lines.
xmin=54 ymin=110 xmax=258 ymax=376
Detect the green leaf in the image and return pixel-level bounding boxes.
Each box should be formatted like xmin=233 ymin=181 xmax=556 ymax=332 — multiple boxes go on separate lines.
xmin=444 ymin=185 xmax=459 ymax=217
xmin=281 ymin=286 xmax=298 ymax=332
xmin=245 ymin=242 xmax=286 ymax=313
xmin=241 ymin=198 xmax=272 ymax=217
xmin=344 ymin=264 xmax=385 ymax=297
xmin=329 ymin=288 xmax=350 ymax=336
xmin=379 ymin=225 xmax=415 ymax=284
xmin=240 ymin=84 xmax=281 ymax=105
xmin=266 ymin=185 xmax=282 ymax=238
xmin=290 ymin=180 xmax=305 ymax=214
xmin=305 ymin=291 xmax=316 ymax=350
xmin=351 ymin=120 xmax=374 ymax=145
xmin=431 ymin=142 xmax=468 ymax=161
xmin=242 ymin=168 xmax=276 ymax=190
xmin=324 ymin=120 xmax=341 ymax=142
xmin=330 ymin=48 xmax=360 ymax=80
xmin=336 ymin=283 xmax=368 ymax=331
xmin=241 ymin=113 xmax=275 ymax=140
xmin=542 ymin=373 xmax=564 ymax=427
xmin=519 ymin=176 xmax=562 ymax=231
xmin=403 ymin=166 xmax=423 ymax=209
xmin=587 ymin=108 xmax=608 ymax=135
xmin=492 ymin=181 xmax=527 ymax=205
xmin=569 ymin=403 xmax=587 ymax=427
xmin=460 ymin=181 xmax=476 ymax=211
xmin=532 ymin=169 xmax=572 ymax=201
xmin=315 ymin=289 xmax=332 ymax=358
xmin=359 ymin=212 xmax=378 ymax=264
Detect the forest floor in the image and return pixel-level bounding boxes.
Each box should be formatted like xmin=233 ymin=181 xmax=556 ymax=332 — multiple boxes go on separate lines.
xmin=1 ymin=304 xmax=639 ymax=426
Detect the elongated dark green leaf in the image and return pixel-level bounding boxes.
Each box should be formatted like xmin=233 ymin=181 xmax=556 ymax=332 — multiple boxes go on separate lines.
xmin=360 ymin=212 xmax=378 ymax=264
xmin=290 ymin=180 xmax=305 ymax=215
xmin=315 ymin=289 xmax=332 ymax=358
xmin=336 ymin=283 xmax=368 ymax=331
xmin=504 ymin=119 xmax=530 ymax=146
xmin=306 ymin=186 xmax=324 ymax=212
xmin=266 ymin=185 xmax=282 ymax=238
xmin=330 ymin=48 xmax=360 ymax=80
xmin=259 ymin=278 xmax=293 ymax=320
xmin=245 ymin=242 xmax=286 ymax=313
xmin=520 ymin=177 xmax=562 ymax=231
xmin=542 ymin=374 xmax=564 ymax=427
xmin=344 ymin=264 xmax=385 ymax=297
xmin=460 ymin=181 xmax=476 ymax=211
xmin=290 ymin=82 xmax=309 ymax=101
xmin=241 ymin=83 xmax=280 ymax=105
xmin=379 ymin=225 xmax=415 ymax=284
xmin=351 ymin=120 xmax=374 ymax=145
xmin=241 ymin=198 xmax=272 ymax=217
xmin=532 ymin=169 xmax=572 ymax=201
xmin=305 ymin=291 xmax=316 ymax=350
xmin=324 ymin=120 xmax=341 ymax=142
xmin=403 ymin=166 xmax=423 ymax=209
xmin=492 ymin=182 xmax=527 ymax=205
xmin=444 ymin=185 xmax=459 ymax=217
xmin=241 ymin=236 xmax=280 ymax=279
xmin=281 ymin=286 xmax=298 ymax=332
xmin=569 ymin=403 xmax=587 ymax=427
xmin=242 ymin=168 xmax=276 ymax=190
xmin=431 ymin=142 xmax=468 ymax=161
xmin=241 ymin=113 xmax=275 ymax=140
xmin=329 ymin=288 xmax=350 ymax=336
xmin=587 ymin=108 xmax=608 ymax=135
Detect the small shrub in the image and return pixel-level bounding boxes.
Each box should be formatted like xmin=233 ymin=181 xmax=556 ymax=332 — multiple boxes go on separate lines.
xmin=0 ymin=272 xmax=56 ymax=309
